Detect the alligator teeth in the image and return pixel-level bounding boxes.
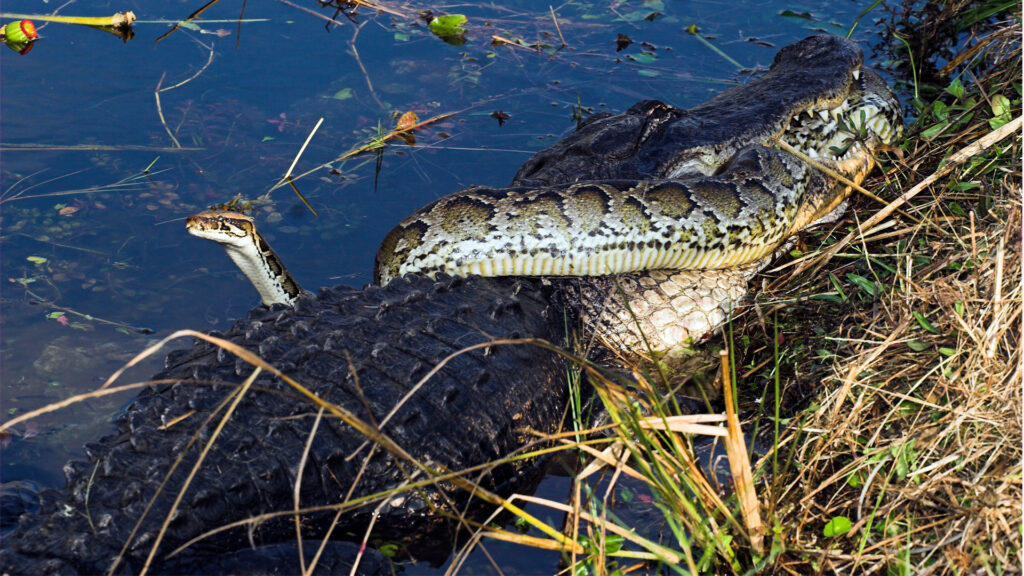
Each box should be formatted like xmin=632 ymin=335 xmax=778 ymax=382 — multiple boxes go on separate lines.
xmin=852 ymin=69 xmax=861 ymax=81
xmin=819 ymin=110 xmax=830 ymax=121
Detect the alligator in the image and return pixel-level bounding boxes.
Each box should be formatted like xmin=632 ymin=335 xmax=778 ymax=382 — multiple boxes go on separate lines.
xmin=1 ymin=276 xmax=568 ymax=575
xmin=0 ymin=34 xmax=900 ymax=575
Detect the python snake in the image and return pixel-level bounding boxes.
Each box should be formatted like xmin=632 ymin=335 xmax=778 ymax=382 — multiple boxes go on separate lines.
xmin=189 ymin=35 xmax=903 ymax=376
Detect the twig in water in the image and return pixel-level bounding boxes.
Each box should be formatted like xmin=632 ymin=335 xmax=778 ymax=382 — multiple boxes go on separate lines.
xmin=153 ymin=41 xmax=216 ymax=149
xmin=275 ymin=0 xmax=348 ymax=27
xmin=1 ymin=168 xmax=159 ymax=204
xmin=351 ymin=21 xmax=386 ymax=111
xmin=156 ymin=0 xmax=222 ymax=43
xmin=158 ymin=42 xmax=216 ymax=92
xmin=337 ymin=112 xmax=456 ymax=161
xmin=686 ymin=25 xmax=743 ymax=69
xmin=16 ymin=283 xmax=153 ymax=333
xmin=283 ymin=117 xmax=324 ymax=180
xmin=267 ymin=112 xmax=455 ymax=193
xmin=0 ymin=144 xmax=200 ymax=152
xmin=550 ymin=5 xmax=567 ymax=48
xmin=154 ymin=73 xmax=181 ymax=149
xmin=266 ymin=117 xmax=324 ymax=215
xmin=491 ymin=35 xmax=543 ymax=53
xmin=276 ymin=0 xmax=406 ymax=22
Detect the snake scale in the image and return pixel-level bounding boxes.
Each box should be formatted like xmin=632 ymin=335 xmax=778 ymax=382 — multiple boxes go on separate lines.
xmin=372 ymin=35 xmax=902 ymax=371
xmin=191 ymin=34 xmax=902 ymax=378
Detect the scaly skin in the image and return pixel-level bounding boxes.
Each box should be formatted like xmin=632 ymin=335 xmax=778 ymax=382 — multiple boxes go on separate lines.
xmin=511 ymin=34 xmax=868 ymax=185
xmin=1 ymin=276 xmax=565 ymax=575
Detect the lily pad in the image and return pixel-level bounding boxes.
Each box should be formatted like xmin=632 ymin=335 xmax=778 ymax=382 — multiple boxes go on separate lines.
xmin=429 ymin=14 xmax=467 ymax=45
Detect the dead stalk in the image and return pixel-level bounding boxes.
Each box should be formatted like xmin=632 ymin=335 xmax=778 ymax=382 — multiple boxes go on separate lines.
xmin=719 ymin=349 xmax=764 ymax=555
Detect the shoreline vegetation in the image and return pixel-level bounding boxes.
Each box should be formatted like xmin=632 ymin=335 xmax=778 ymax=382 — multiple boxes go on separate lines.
xmin=550 ymin=3 xmax=1020 ymax=574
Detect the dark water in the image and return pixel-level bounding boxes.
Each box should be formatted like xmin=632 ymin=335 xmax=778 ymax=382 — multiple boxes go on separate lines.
xmin=1 ymin=0 xmax=891 ymax=571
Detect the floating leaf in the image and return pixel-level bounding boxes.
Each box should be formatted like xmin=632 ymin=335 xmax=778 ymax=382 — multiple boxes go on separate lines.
xmin=823 ymin=516 xmax=852 ymax=537
xmin=329 ymin=88 xmax=353 ymax=100
xmin=638 ymin=69 xmax=661 ymax=77
xmin=395 ymin=111 xmax=420 ymax=131
xmin=628 ymin=50 xmax=657 ymax=64
xmin=429 ymin=14 xmax=467 ymax=43
xmin=913 ymin=311 xmax=939 ymax=334
xmin=59 ymin=206 xmax=79 ymax=216
xmin=779 ymin=9 xmax=815 ymax=19
xmin=26 ymin=256 xmax=47 ymax=264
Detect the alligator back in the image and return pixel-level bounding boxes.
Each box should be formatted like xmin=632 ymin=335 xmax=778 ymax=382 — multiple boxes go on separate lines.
xmin=1 ymin=275 xmax=565 ymax=575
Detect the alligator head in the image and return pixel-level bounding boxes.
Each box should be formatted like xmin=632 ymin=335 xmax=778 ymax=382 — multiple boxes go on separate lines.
xmin=512 ymin=34 xmax=903 ymax=188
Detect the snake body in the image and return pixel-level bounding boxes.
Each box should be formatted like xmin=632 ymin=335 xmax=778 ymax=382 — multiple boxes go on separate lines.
xmin=374 ymin=147 xmax=827 ymax=285
xmin=190 ymin=35 xmax=903 ymax=375
xmin=374 ymin=62 xmax=901 ymax=286
xmin=371 ymin=36 xmax=901 ymax=368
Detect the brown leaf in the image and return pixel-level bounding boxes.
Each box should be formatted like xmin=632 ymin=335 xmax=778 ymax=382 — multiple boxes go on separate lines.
xmin=396 ymin=111 xmax=420 ymax=131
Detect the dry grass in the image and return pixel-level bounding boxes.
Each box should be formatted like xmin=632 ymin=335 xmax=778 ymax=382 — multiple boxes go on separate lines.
xmin=536 ymin=9 xmax=1022 ymax=576
xmin=750 ymin=15 xmax=1023 ymax=574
